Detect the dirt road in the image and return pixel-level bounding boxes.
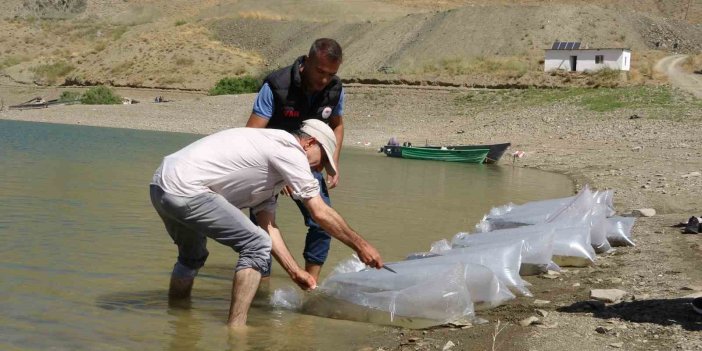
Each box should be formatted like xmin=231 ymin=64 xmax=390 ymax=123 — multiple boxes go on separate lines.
xmin=655 ymin=55 xmax=702 ymax=98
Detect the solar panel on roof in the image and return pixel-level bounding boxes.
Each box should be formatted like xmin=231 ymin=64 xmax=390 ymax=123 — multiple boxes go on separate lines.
xmin=551 ymin=41 xmax=583 ymax=50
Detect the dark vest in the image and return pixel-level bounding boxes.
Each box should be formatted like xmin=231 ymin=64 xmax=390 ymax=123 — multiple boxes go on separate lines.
xmin=263 ymin=56 xmax=342 ymax=132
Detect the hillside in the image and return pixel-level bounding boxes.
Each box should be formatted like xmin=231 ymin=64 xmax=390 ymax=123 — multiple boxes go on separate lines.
xmin=1 ymin=0 xmax=701 ymax=90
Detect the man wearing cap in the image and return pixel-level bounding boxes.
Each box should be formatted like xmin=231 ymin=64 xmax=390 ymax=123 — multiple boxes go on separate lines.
xmin=245 ymin=38 xmax=345 ymax=280
xmin=150 ymin=119 xmax=383 ymax=327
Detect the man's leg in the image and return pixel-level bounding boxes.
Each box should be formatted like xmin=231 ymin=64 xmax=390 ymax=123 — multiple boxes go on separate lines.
xmin=182 ymin=192 xmax=272 ymax=327
xmin=249 ymin=208 xmax=272 ymax=293
xmin=228 ymin=268 xmax=262 ymax=327
xmin=169 ymin=262 xmax=199 ymax=299
xmin=150 ymin=185 xmax=209 ymax=300
xmin=153 ymin=185 xmax=271 ymax=326
xmin=293 ymin=171 xmax=332 ymax=281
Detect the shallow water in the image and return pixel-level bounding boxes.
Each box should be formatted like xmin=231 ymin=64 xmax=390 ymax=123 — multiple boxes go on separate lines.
xmin=0 ymin=120 xmax=572 ymax=350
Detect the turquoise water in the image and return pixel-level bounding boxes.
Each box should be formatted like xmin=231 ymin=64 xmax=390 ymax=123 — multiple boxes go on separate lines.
xmin=0 ymin=119 xmax=572 ymax=350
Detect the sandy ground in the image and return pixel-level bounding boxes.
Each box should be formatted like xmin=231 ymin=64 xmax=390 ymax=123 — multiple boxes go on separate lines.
xmin=1 ymin=79 xmax=701 ymax=350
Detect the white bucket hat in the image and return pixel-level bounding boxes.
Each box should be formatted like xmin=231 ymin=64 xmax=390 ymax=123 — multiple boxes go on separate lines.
xmin=300 ymin=119 xmax=338 ymax=176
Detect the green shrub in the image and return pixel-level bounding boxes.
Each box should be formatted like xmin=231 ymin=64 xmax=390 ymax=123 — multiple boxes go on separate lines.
xmin=59 ymin=90 xmax=81 ymax=102
xmin=208 ymin=76 xmax=260 ymax=95
xmin=175 ymin=20 xmax=187 ymax=26
xmin=80 ymin=86 xmax=121 ymax=104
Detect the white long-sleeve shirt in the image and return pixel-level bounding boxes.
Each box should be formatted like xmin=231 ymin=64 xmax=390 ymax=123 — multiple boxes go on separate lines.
xmin=152 ymin=128 xmax=319 ymax=214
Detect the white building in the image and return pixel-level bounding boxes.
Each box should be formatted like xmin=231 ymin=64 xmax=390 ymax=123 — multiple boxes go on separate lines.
xmin=544 ymin=41 xmax=631 ymax=72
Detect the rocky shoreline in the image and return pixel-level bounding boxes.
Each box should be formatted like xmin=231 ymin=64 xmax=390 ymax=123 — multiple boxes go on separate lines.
xmin=1 ymin=84 xmax=701 ymax=350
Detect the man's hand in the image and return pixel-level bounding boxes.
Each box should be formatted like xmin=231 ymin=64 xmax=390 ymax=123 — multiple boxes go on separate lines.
xmin=326 ymin=172 xmax=340 ymax=189
xmin=291 ymin=269 xmax=317 ymax=290
xmin=279 ymin=185 xmax=293 ymax=197
xmin=356 ymin=243 xmax=383 ymax=269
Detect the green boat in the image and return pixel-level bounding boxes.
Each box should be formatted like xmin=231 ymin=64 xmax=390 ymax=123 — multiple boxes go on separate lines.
xmin=399 ymin=146 xmax=489 ymax=163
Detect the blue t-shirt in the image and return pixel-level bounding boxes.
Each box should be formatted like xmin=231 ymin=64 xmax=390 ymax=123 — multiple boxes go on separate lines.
xmin=252 ymin=83 xmax=344 ymax=120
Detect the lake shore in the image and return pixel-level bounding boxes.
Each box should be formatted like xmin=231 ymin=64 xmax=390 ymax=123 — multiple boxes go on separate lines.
xmin=2 ymin=84 xmax=701 ymax=350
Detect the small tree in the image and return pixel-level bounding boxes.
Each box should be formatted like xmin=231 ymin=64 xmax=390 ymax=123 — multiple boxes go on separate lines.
xmin=80 ymin=86 xmax=121 ymax=105
xmin=58 ymin=90 xmax=81 ymax=102
xmin=209 ymin=76 xmax=260 ymax=96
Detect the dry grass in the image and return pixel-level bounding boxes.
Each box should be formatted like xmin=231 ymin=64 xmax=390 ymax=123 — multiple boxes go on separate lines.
xmin=0 ymin=56 xmax=28 ymax=69
xmin=109 ymin=61 xmax=134 ymax=75
xmin=174 ymin=56 xmax=195 ymax=66
xmin=408 ymin=55 xmax=537 ymax=78
xmin=156 ymin=76 xmax=186 ymax=85
xmin=0 ymin=2 xmax=695 ymax=92
xmin=237 ymin=11 xmax=286 ymax=21
xmin=491 ymin=320 xmax=508 ymax=351
xmin=630 ymin=50 xmax=667 ymax=82
xmin=30 ymin=61 xmax=75 ymax=84
xmin=680 ymin=53 xmax=702 ymax=73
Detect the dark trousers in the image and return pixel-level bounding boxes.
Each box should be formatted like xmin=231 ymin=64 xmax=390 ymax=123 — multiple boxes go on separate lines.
xmin=250 ymin=171 xmax=332 ymax=274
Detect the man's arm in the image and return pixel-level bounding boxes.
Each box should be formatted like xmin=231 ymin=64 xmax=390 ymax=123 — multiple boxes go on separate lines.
xmin=327 ymin=115 xmax=343 ymax=189
xmin=246 ymin=82 xmax=274 ymax=128
xmin=246 ymin=113 xmax=270 ymax=128
xmin=303 ymin=196 xmax=383 ymax=269
xmin=255 ymin=210 xmax=316 ymax=290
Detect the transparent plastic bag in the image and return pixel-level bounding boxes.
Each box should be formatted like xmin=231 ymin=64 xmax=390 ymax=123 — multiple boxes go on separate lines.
xmin=451 ymin=225 xmax=556 ymax=275
xmin=476 ymin=190 xmax=581 ymax=232
xmin=595 ymin=189 xmax=616 ymax=217
xmin=479 ymin=185 xmax=613 ymax=253
xmin=550 ymin=222 xmax=597 ymax=267
xmin=304 ymin=262 xmax=475 ymax=328
xmin=398 ymin=261 xmax=514 ymax=309
xmin=406 ymin=240 xmax=531 ymax=296
xmin=606 ymin=216 xmax=636 ymax=246
xmin=546 ymin=187 xmax=612 ymax=254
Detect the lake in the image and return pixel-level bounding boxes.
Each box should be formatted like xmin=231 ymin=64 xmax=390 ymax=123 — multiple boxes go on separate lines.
xmin=0 ymin=119 xmax=573 ymax=350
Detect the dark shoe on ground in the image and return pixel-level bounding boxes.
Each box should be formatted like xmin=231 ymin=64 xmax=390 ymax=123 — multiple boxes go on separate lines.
xmin=693 ymin=297 xmax=702 ymax=315
xmin=683 ymin=216 xmax=700 ymax=234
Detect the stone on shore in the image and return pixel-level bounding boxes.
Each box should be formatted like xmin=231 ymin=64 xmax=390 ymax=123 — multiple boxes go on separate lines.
xmin=631 ymin=208 xmax=656 ymax=217
xmin=519 ymin=316 xmax=540 ymax=327
xmin=442 ymin=341 xmax=456 ymax=351
xmin=590 ymin=289 xmax=628 ymax=303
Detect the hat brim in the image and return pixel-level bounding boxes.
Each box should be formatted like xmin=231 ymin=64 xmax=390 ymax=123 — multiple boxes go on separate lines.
xmin=319 ymin=142 xmax=337 ymax=177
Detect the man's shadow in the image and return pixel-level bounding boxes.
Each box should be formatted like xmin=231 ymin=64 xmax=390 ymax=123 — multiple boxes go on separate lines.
xmin=558 ymin=297 xmax=702 ymax=331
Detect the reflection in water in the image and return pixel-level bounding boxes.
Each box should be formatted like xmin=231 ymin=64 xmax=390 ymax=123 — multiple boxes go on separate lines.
xmin=96 ymin=290 xmax=171 ymax=311
xmin=167 ymin=300 xmax=202 ymax=351
xmin=0 ymin=120 xmax=573 ymax=350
